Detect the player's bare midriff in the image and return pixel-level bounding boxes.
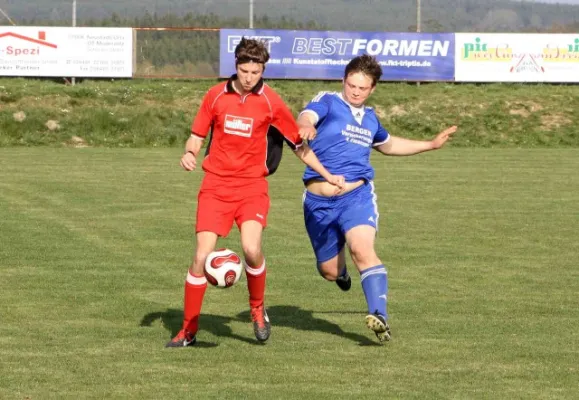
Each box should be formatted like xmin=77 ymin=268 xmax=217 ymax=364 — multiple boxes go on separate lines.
xmin=305 ymin=179 xmax=365 ymax=197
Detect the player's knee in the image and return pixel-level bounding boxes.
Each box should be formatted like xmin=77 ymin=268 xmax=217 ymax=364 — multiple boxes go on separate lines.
xmin=349 ymin=245 xmax=379 ymax=268
xmin=317 ymin=263 xmax=339 ymax=281
xmin=242 ymin=243 xmax=263 ymax=266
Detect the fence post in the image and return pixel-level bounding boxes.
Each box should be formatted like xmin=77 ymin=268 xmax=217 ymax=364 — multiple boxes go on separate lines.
xmin=132 ymin=29 xmax=137 ymax=78
xmin=72 ymin=0 xmax=77 ymax=86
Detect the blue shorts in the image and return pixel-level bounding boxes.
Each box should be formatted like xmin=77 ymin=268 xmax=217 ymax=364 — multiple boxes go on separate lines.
xmin=303 ymin=181 xmax=379 ymax=263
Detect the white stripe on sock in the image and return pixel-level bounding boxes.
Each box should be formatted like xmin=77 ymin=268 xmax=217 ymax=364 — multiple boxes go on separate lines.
xmin=186 ymin=272 xmax=207 ymax=286
xmin=360 ymin=268 xmax=387 ymax=283
xmin=245 ymin=259 xmax=266 ymax=276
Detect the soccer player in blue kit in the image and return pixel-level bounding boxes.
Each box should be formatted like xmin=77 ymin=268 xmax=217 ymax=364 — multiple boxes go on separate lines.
xmin=297 ymin=55 xmax=457 ymax=342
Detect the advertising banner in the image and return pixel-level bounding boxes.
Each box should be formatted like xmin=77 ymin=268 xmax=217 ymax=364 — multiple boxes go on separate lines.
xmin=220 ymin=29 xmax=455 ymax=81
xmin=455 ymin=33 xmax=579 ymax=82
xmin=0 ymin=27 xmax=133 ymax=77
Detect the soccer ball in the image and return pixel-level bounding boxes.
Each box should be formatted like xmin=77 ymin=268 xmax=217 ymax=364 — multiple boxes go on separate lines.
xmin=204 ymin=248 xmax=243 ymax=288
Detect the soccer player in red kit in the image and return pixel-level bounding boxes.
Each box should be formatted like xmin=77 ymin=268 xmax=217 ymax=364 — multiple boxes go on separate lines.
xmin=166 ymin=38 xmax=345 ymax=347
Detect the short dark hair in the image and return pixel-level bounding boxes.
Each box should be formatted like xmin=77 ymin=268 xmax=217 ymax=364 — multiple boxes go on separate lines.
xmin=235 ymin=37 xmax=270 ymax=66
xmin=344 ymin=55 xmax=382 ymax=86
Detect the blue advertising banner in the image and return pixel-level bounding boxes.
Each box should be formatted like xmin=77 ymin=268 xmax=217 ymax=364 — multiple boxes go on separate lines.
xmin=220 ymin=29 xmax=455 ymax=81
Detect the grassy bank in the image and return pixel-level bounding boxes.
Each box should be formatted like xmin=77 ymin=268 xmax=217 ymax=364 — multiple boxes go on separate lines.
xmin=0 ymin=78 xmax=578 ymax=147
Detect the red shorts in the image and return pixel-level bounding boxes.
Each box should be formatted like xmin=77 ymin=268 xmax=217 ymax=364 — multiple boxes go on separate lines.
xmin=196 ymin=175 xmax=270 ymax=237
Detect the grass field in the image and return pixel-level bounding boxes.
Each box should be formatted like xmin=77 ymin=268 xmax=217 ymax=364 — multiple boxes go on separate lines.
xmin=1 ymin=148 xmax=579 ymax=399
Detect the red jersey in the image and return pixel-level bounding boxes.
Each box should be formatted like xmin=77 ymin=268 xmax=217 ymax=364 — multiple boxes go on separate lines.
xmin=191 ymin=75 xmax=303 ymax=179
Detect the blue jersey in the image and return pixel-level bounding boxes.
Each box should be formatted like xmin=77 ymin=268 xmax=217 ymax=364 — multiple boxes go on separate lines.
xmin=301 ymin=92 xmax=390 ymax=183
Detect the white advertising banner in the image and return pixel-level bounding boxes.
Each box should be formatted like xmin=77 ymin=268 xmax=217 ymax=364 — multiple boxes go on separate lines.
xmin=0 ymin=27 xmax=133 ymax=77
xmin=455 ymin=33 xmax=579 ymax=82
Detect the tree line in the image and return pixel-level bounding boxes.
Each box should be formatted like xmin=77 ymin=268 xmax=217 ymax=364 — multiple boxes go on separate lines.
xmin=11 ymin=0 xmax=579 ymax=32
xmin=9 ymin=10 xmax=579 ymax=76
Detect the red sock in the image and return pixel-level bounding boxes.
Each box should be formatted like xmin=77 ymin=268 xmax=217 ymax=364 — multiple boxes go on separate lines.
xmin=182 ymin=270 xmax=207 ymax=335
xmin=245 ymin=259 xmax=266 ymax=309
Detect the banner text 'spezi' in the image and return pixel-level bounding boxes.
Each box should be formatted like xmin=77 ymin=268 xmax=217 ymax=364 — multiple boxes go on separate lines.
xmin=0 ymin=27 xmax=133 ymax=78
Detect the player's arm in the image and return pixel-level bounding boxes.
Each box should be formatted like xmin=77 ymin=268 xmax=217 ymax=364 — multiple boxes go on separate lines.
xmin=297 ymin=92 xmax=331 ymax=140
xmin=375 ymin=125 xmax=457 ymax=156
xmin=270 ymin=92 xmax=345 ymax=190
xmin=180 ymin=90 xmax=215 ymax=171
xmin=296 ymin=111 xmax=318 ymax=141
xmin=294 ymin=143 xmax=345 ymax=190
xmin=180 ymin=135 xmax=204 ymax=171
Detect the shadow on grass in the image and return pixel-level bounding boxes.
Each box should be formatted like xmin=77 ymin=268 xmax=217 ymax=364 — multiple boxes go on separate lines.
xmin=140 ymin=309 xmax=254 ymax=347
xmin=141 ymin=305 xmax=379 ymax=347
xmin=236 ymin=305 xmax=378 ymax=347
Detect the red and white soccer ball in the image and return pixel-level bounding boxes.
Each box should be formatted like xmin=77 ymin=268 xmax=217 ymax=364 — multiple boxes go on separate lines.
xmin=204 ymin=248 xmax=243 ymax=288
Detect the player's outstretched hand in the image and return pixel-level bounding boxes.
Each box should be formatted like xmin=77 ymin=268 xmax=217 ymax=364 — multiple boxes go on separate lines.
xmin=180 ymin=152 xmax=197 ymax=171
xmin=431 ymin=125 xmax=458 ymax=150
xmin=299 ymin=125 xmax=317 ymax=141
xmin=328 ymin=174 xmax=346 ymax=194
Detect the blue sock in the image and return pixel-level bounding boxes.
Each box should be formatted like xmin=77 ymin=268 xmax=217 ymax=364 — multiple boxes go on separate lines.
xmin=360 ymin=265 xmax=388 ymax=319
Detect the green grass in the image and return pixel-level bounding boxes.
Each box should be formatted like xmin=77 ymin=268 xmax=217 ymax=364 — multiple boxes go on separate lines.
xmin=1 ymin=78 xmax=578 ymax=148
xmin=1 ymin=148 xmax=578 ymax=399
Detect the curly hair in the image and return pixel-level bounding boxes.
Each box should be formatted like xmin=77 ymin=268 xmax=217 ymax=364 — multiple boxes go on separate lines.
xmin=344 ymin=54 xmax=383 ymax=86
xmin=235 ymin=37 xmax=270 ymax=66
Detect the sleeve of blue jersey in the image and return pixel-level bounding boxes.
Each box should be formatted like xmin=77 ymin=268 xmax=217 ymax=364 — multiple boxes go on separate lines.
xmin=300 ymin=91 xmax=332 ymax=125
xmin=373 ymin=122 xmax=390 ymax=146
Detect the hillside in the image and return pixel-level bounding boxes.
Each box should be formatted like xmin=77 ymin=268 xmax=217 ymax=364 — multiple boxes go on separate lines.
xmin=0 ymin=78 xmax=577 ymax=148
xmin=3 ymin=0 xmax=579 ymax=32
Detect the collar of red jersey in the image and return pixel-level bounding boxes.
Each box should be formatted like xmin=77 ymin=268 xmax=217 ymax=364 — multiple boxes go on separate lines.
xmin=225 ymin=74 xmax=265 ymax=95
